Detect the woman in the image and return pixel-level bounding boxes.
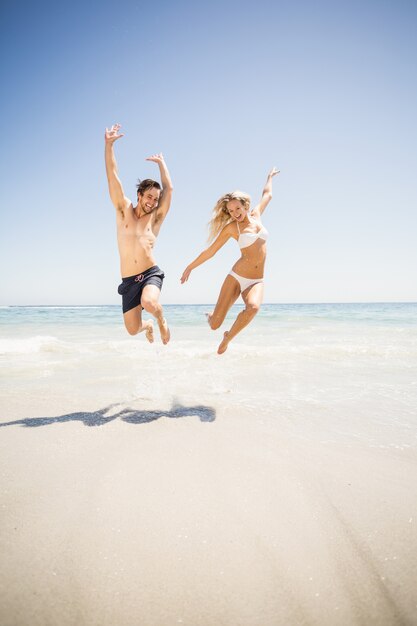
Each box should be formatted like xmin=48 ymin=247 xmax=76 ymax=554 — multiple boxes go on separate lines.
xmin=181 ymin=167 xmax=279 ymax=354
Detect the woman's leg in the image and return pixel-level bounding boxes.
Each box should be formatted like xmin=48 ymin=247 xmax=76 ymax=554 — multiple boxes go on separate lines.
xmin=217 ymin=281 xmax=264 ymax=354
xmin=207 ymin=274 xmax=241 ymax=330
xmin=123 ymin=305 xmax=154 ymax=343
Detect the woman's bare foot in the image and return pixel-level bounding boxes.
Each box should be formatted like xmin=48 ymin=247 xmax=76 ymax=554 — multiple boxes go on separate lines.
xmin=144 ymin=320 xmax=154 ymax=343
xmin=217 ymin=331 xmax=230 ymax=355
xmin=158 ymin=318 xmax=171 ymax=345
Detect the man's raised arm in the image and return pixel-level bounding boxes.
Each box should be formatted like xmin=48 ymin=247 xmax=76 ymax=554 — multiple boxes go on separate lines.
xmin=146 ymin=153 xmax=173 ymax=221
xmin=104 ymin=123 xmax=129 ymax=212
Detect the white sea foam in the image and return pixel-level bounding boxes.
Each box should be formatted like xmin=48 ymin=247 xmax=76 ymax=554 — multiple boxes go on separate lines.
xmin=0 ymin=335 xmax=72 ymax=355
xmin=1 ymin=329 xmax=416 ymax=366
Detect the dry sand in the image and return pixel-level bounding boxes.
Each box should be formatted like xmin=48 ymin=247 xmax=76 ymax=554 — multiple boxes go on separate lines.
xmin=1 ymin=400 xmax=417 ymax=626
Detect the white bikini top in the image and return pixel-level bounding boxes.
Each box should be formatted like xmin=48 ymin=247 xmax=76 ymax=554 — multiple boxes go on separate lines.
xmin=236 ymin=219 xmax=268 ymax=249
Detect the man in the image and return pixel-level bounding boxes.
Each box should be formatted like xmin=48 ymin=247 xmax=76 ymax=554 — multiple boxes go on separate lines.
xmin=105 ymin=123 xmax=172 ymax=344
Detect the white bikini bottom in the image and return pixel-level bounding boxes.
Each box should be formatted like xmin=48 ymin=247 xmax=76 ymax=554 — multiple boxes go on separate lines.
xmin=229 ymin=270 xmax=263 ymax=293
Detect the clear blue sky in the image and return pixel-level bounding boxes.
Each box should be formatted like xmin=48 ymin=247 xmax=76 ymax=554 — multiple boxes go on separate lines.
xmin=1 ymin=0 xmax=416 ymax=304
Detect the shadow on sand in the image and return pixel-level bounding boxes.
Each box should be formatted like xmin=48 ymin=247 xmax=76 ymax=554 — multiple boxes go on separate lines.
xmin=0 ymin=401 xmax=216 ymax=429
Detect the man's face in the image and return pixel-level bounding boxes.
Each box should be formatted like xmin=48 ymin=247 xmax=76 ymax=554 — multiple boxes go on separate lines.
xmin=138 ymin=187 xmax=161 ymax=213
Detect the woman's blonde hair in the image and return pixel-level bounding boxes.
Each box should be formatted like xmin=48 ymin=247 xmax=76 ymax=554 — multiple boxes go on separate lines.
xmin=207 ymin=190 xmax=251 ymax=242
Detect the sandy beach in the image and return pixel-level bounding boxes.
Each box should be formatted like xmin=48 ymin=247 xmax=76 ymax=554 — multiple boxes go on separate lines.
xmin=1 ymin=304 xmax=417 ymax=625
xmin=1 ymin=400 xmax=417 ymax=625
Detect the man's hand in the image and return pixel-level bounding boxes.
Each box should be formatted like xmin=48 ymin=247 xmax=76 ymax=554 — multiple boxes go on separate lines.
xmin=105 ymin=123 xmax=124 ymax=145
xmin=104 ymin=123 xmax=128 ymax=210
xmin=145 ymin=153 xmax=165 ymax=165
xmin=145 ymin=152 xmax=173 ymax=224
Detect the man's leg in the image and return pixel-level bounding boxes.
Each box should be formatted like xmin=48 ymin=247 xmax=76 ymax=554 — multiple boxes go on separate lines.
xmin=141 ymin=285 xmax=170 ymax=345
xmin=123 ymin=304 xmax=154 ymax=342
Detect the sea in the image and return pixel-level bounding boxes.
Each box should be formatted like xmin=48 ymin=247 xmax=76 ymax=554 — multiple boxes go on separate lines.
xmin=1 ymin=303 xmax=416 ymax=446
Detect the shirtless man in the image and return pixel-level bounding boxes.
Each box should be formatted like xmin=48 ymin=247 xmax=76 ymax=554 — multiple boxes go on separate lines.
xmin=105 ymin=123 xmax=172 ymax=344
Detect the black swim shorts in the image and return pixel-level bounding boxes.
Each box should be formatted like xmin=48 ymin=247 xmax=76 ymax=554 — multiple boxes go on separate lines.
xmin=117 ymin=265 xmax=165 ymax=314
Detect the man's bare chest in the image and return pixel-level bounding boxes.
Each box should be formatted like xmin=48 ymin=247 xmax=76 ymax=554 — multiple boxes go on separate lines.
xmin=118 ymin=218 xmax=156 ymax=245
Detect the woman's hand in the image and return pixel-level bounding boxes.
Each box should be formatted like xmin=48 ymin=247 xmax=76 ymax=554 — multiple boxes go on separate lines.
xmin=268 ymin=167 xmax=280 ymax=178
xmin=180 ymin=267 xmax=192 ymax=283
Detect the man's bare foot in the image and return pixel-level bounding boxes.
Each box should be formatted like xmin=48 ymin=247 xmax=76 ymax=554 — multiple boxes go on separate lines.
xmin=158 ymin=318 xmax=170 ymax=345
xmin=144 ymin=320 xmax=154 ymax=343
xmin=217 ymin=331 xmax=229 ymax=355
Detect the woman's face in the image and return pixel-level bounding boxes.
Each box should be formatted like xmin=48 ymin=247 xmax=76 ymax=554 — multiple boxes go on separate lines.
xmin=226 ymin=199 xmax=248 ymax=222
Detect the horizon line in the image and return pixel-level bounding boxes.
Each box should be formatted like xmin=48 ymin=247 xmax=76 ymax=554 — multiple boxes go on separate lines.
xmin=2 ymin=301 xmax=417 ymax=307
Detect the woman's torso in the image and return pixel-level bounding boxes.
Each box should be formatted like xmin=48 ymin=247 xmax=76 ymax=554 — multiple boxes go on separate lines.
xmin=232 ymin=218 xmax=268 ymax=278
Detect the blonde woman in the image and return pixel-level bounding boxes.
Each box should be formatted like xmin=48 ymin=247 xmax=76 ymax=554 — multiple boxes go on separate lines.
xmin=181 ymin=168 xmax=279 ymax=354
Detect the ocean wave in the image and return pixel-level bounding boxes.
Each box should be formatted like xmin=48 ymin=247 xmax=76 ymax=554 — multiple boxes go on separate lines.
xmin=1 ymin=333 xmax=416 ymax=362
xmin=0 ymin=336 xmax=76 ymax=355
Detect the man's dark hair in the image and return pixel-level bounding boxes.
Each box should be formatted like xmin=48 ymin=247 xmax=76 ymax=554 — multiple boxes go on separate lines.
xmin=136 ymin=179 xmax=161 ymax=195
